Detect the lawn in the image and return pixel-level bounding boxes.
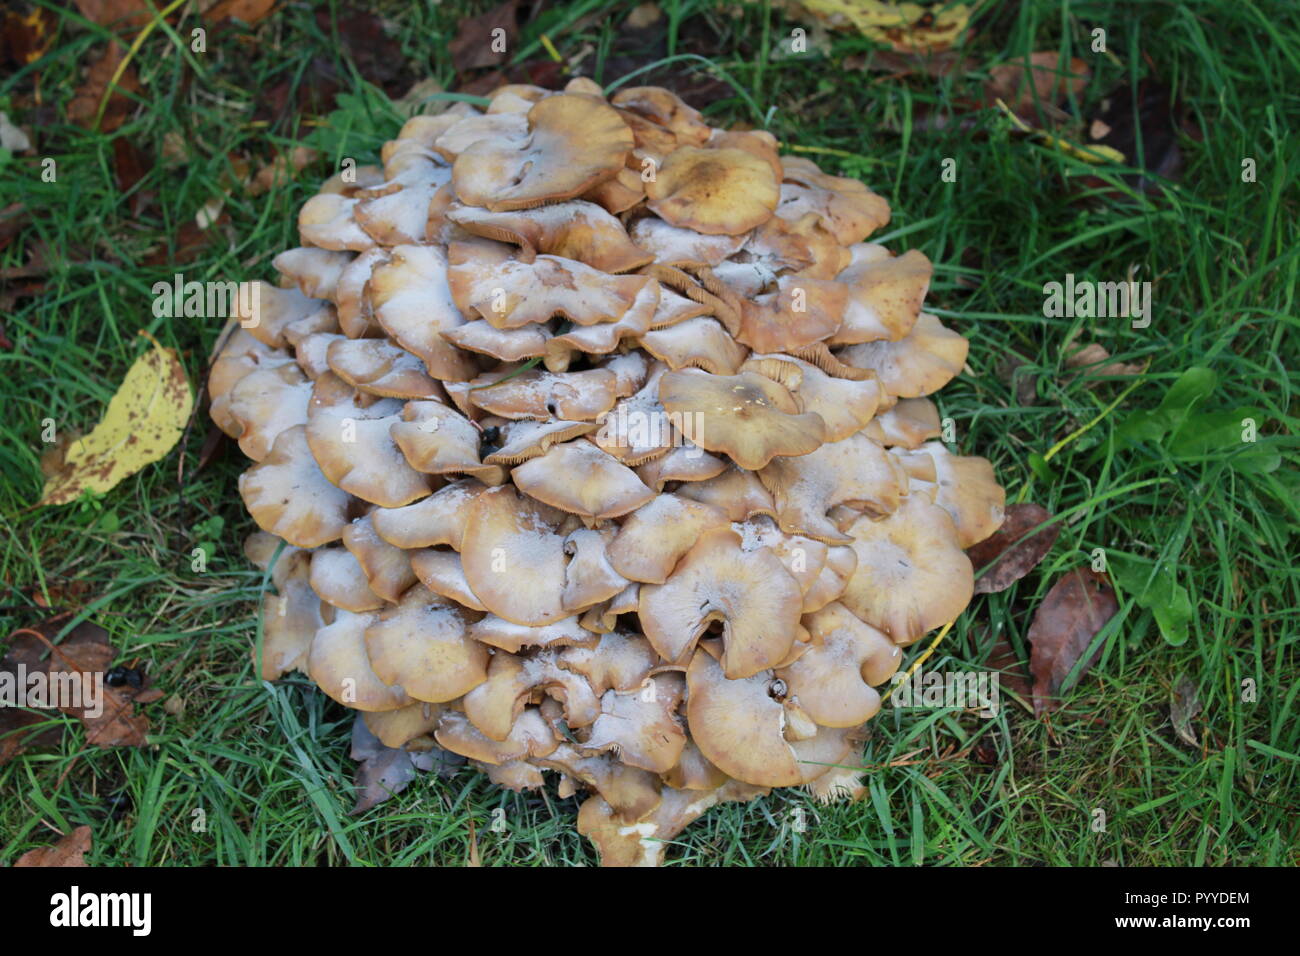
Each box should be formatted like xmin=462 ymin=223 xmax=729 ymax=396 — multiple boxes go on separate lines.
xmin=0 ymin=0 xmax=1296 ymax=866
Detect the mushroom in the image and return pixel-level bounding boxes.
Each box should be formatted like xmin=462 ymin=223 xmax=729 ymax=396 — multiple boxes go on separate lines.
xmin=645 ymin=146 xmax=780 ymax=235
xmin=639 ymin=526 xmax=802 ymax=677
xmin=238 ymin=425 xmax=351 ymax=548
xmin=307 ymin=610 xmax=413 ymax=711
xmin=900 ymin=442 xmax=1006 ymax=547
xmin=837 ymin=312 xmax=969 ymax=397
xmin=362 ymin=586 xmax=488 ymax=702
xmin=447 ymin=200 xmax=652 ymax=273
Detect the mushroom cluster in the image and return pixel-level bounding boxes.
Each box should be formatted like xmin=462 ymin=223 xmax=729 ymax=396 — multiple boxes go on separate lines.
xmin=212 ymin=79 xmax=1005 ymax=866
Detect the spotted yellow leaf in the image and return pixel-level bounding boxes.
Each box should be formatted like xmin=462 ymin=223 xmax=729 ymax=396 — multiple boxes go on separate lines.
xmin=40 ymin=335 xmax=193 ymax=506
xmin=799 ymin=0 xmax=977 ymax=52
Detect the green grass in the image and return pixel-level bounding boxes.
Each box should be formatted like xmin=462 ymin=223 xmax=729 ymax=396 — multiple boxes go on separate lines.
xmin=1 ymin=0 xmax=1297 ymax=866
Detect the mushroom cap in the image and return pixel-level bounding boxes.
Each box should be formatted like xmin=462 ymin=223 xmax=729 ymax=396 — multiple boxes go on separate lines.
xmin=778 ymin=156 xmax=890 ymax=245
xmin=452 ymin=94 xmax=634 ymax=211
xmin=607 ymin=493 xmax=729 ymax=584
xmin=742 ymin=353 xmax=882 ymax=442
xmin=645 ymin=146 xmax=780 ymax=235
xmin=238 ymin=425 xmax=351 ymax=548
xmin=512 ymin=440 xmax=655 ymax=521
xmin=905 ymin=442 xmax=1006 ymax=548
xmin=577 ymin=674 xmax=688 ymax=774
xmin=448 ymin=200 xmax=653 ymax=274
xmin=776 ymin=602 xmax=901 ymax=727
xmin=659 ymin=369 xmax=827 ymax=470
xmin=369 ymin=244 xmax=478 ymax=382
xmin=639 ymin=526 xmax=802 ymax=678
xmin=831 ymin=247 xmax=933 ymax=345
xmin=307 ymin=610 xmax=413 ymax=712
xmin=839 ymin=495 xmax=974 ymax=644
xmin=638 ymin=317 xmax=748 ymax=375
xmin=837 ymin=311 xmax=968 ymax=398
xmin=469 ymin=614 xmax=599 ymax=654
xmin=435 ymin=707 xmax=559 ymax=765
xmin=862 ymin=397 xmax=942 ymax=448
xmin=463 ymin=650 xmax=600 ymax=741
xmin=370 ymin=478 xmax=486 ymax=549
xmin=363 ymin=586 xmax=488 ymax=703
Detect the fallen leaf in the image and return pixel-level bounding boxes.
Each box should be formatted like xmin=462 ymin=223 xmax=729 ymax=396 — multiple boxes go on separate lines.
xmin=1027 ymin=568 xmax=1118 ymax=716
xmin=1064 ymin=342 xmax=1146 ymax=380
xmin=1170 ymin=674 xmax=1200 ymax=747
xmin=39 ymin=334 xmax=193 ymax=505
xmin=986 ymin=635 xmax=1032 ymax=701
xmin=73 ymin=0 xmax=158 ymax=30
xmin=449 ymin=0 xmax=518 ymax=73
xmin=349 ymin=716 xmax=463 ymax=813
xmin=14 ymin=826 xmax=92 ymax=867
xmin=798 ymin=0 xmax=973 ymax=53
xmin=986 ymin=52 xmax=1089 ymax=122
xmin=203 ymin=0 xmax=277 ymax=25
xmin=995 ymin=352 xmax=1039 ymax=406
xmin=142 ymin=212 xmax=229 ymax=266
xmin=313 ymin=7 xmax=411 ymax=96
xmin=112 ymin=137 xmax=150 ymax=215
xmin=3 ymin=7 xmax=57 ymax=66
xmin=843 ymin=47 xmax=973 ymax=78
xmin=247 ymin=145 xmax=319 ymax=196
xmin=67 ymin=42 xmax=142 ymax=132
xmin=968 ymin=502 xmax=1060 ymax=594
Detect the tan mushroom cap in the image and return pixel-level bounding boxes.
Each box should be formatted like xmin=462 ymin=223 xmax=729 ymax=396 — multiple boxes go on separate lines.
xmin=742 ymin=353 xmax=882 ymax=442
xmin=582 ymin=166 xmax=645 ymax=215
xmin=453 ymin=94 xmax=634 ymax=211
xmin=635 ymin=441 xmax=727 ymax=491
xmin=639 ymin=526 xmax=802 ymax=678
xmin=732 ymin=516 xmax=829 ymax=601
xmin=310 ymin=546 xmax=384 ymax=612
xmin=227 ymin=362 xmax=313 ymax=461
xmin=442 ymin=319 xmax=552 ymax=362
xmin=305 ymin=374 xmax=434 ymax=507
xmin=839 ymin=494 xmax=974 ymax=644
xmin=544 ymin=280 xmax=658 ymax=358
xmin=663 ymin=739 xmax=729 ymax=792
xmin=744 ymin=211 xmax=849 ymax=281
xmin=369 ymin=244 xmax=478 ymax=382
xmin=512 ymin=440 xmax=655 ymax=521
xmin=638 ymin=317 xmax=748 ymax=376
xmin=370 ymin=478 xmax=486 ymax=549
xmin=578 ymin=673 xmax=687 ymax=774
xmin=469 ymin=614 xmax=598 ymax=654
xmin=308 ymin=609 xmax=413 ymax=711
xmin=448 ymin=240 xmax=650 ymax=329
xmin=831 ymin=246 xmax=933 ymax=344
xmin=273 ymin=247 xmax=354 ymax=301
xmin=291 ymin=331 xmax=344 ymax=381
xmin=540 ymin=742 xmax=663 ymax=821
xmin=409 ymin=549 xmax=488 ymax=612
xmin=906 ymin=442 xmax=1005 ymax=548
xmin=684 ymin=650 xmax=803 ymax=787
xmin=675 ymin=465 xmax=776 ymax=520
xmin=319 ymin=163 xmax=385 ymax=196
xmin=611 ymin=87 xmax=711 ymax=144
xmin=801 ymin=544 xmax=858 ymax=613
xmin=578 ymin=582 xmax=639 ymax=634
xmin=334 ymin=247 xmax=389 ymax=339
xmin=463 ymin=650 xmax=600 ymax=741
xmin=467 ymin=367 xmax=625 ymax=422
xmin=236 ymin=282 xmax=323 ymax=349
xmin=447 ymin=200 xmax=653 ymax=274
xmin=343 ymin=514 xmax=418 ymax=603
xmin=363 ymin=701 xmax=444 ymax=750
xmin=459 ymin=485 xmax=572 ymax=626
xmin=659 ymin=369 xmax=827 ymax=470
xmin=607 ymin=493 xmax=729 ymax=583
xmin=432 ymin=112 xmax=529 ymax=162
xmin=777 ymin=156 xmax=891 ymax=245
xmin=629 ymin=216 xmax=747 ymax=268
xmin=777 ymin=602 xmax=901 ymax=727
xmin=735 ymin=275 xmax=848 ymax=353
xmin=362 ymin=585 xmax=488 ymax=703
xmin=326 ymin=338 xmax=443 ymax=401
xmin=391 ymin=400 xmax=505 ymax=485
xmin=646 ymin=146 xmax=780 ymax=235
xmin=249 ymin=539 xmax=323 ymax=680
xmin=354 ymin=181 xmax=440 ymax=246
xmin=209 ymin=327 xmax=287 ymax=436
xmin=238 ymin=425 xmax=351 ymax=548
xmin=759 ymin=432 xmax=909 ymax=544
xmin=486 ymin=418 xmax=598 ymax=466
xmin=298 ymin=193 xmax=376 ymax=251
xmin=557 ymin=630 xmax=658 ymax=695
xmin=561 ymin=527 xmax=632 ymax=611
xmin=863 ymin=397 xmax=942 ymax=448
xmin=435 ymin=707 xmax=559 ymax=765
xmin=838 ymin=312 xmax=968 ymax=398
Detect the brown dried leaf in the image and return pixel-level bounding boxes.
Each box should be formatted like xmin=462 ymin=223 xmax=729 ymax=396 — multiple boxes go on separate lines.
xmin=1027 ymin=568 xmax=1118 ymax=716
xmin=986 ymin=635 xmax=1032 ymax=701
xmin=3 ymin=7 xmax=57 ymax=67
xmin=14 ymin=826 xmax=92 ymax=867
xmin=449 ymin=0 xmax=518 ymax=73
xmin=203 ymin=0 xmax=277 ymax=25
xmin=968 ymin=502 xmax=1060 ymax=594
xmin=1064 ymin=342 xmax=1145 ymax=380
xmin=1170 ymin=674 xmax=1200 ymax=747
xmin=67 ymin=42 xmax=142 ymax=132
xmin=72 ymin=0 xmax=157 ymax=30
xmin=247 ymin=146 xmax=319 ymax=196
xmin=986 ymin=53 xmax=1089 ymax=122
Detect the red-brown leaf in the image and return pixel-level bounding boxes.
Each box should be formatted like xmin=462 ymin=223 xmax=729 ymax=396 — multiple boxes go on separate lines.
xmin=14 ymin=826 xmax=92 ymax=867
xmin=1027 ymin=568 xmax=1118 ymax=716
xmin=968 ymin=502 xmax=1060 ymax=594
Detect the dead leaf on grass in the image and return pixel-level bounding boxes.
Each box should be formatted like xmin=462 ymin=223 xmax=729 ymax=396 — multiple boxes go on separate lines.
xmin=67 ymin=42 xmax=141 ymax=132
xmin=14 ymin=825 xmax=92 ymax=867
xmin=1027 ymin=568 xmax=1118 ymax=716
xmin=967 ymin=502 xmax=1060 ymax=594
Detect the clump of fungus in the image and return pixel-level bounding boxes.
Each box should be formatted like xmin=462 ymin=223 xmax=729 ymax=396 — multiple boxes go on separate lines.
xmin=214 ymin=78 xmax=1004 ymax=866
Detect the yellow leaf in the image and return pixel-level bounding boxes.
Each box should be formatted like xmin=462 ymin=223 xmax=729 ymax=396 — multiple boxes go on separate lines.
xmin=798 ymin=0 xmax=976 ymax=52
xmin=40 ymin=335 xmax=192 ymax=506
xmin=996 ymin=99 xmax=1126 ymax=165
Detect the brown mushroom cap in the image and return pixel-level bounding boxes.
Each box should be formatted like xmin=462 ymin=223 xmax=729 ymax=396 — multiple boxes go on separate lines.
xmin=776 ymin=602 xmax=901 ymax=727
xmin=659 ymin=369 xmax=827 ymax=470
xmin=837 ymin=312 xmax=968 ymax=398
xmin=249 ymin=538 xmax=323 ymax=680
xmin=326 ymin=338 xmax=443 ymax=401
xmin=512 ymin=440 xmax=655 ymax=521
xmin=463 ymin=650 xmax=600 ymax=741
xmin=759 ymin=432 xmax=909 ymax=543
xmin=298 ymin=193 xmax=377 ymax=252
xmin=308 ymin=609 xmax=413 ymax=711
xmin=448 ymin=200 xmax=653 ymax=274
xmin=435 ymin=707 xmax=559 ymax=765
xmin=777 ymin=156 xmax=890 ymax=245
xmin=369 ymin=244 xmax=478 ymax=382
xmin=839 ymin=494 xmax=974 ymax=644
xmin=370 ymin=478 xmax=486 ymax=549
xmin=310 ymin=546 xmax=384 ymax=612
xmin=638 ymin=317 xmax=748 ymax=375
xmin=362 ymin=585 xmax=488 ymax=703
xmin=831 ymin=247 xmax=933 ymax=345
xmin=453 ymin=94 xmax=634 ymax=211
xmin=343 ymin=514 xmax=419 ymax=603
xmin=227 ymin=362 xmax=313 ymax=461
xmin=577 ymin=673 xmax=687 ymax=773
xmin=904 ymin=442 xmax=1006 ymax=547
xmin=742 ymin=353 xmax=882 ymax=442
xmin=862 ymin=397 xmax=942 ymax=448
xmin=273 ymin=247 xmax=354 ymax=301
xmin=238 ymin=425 xmax=351 ymax=548
xmin=646 ymin=146 xmax=780 ymax=236
xmin=639 ymin=526 xmax=802 ymax=677
xmin=607 ymin=493 xmax=729 ymax=583
xmin=469 ymin=614 xmax=598 ymax=654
